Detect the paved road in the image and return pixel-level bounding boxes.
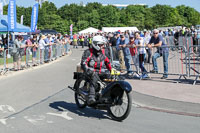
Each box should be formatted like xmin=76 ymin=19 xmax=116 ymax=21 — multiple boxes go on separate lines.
xmin=0 ymin=48 xmax=199 ymax=133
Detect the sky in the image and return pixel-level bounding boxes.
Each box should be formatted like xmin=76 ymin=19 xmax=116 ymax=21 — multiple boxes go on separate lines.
xmin=2 ymin=0 xmax=200 ymax=12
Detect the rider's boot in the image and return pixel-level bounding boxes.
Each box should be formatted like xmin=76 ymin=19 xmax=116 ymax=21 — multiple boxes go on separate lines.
xmin=88 ymin=86 xmax=96 ymax=105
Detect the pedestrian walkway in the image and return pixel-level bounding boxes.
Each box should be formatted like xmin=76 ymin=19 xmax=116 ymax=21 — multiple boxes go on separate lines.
xmin=128 ymin=74 xmax=200 ymax=104
xmin=127 ymin=74 xmax=200 ymax=116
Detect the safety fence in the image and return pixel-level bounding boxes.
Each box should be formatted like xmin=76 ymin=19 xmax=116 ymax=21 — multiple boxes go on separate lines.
xmin=188 ymin=46 xmax=200 ymax=85
xmin=110 ymin=39 xmax=200 ymax=85
xmin=0 ymin=43 xmax=70 ymax=75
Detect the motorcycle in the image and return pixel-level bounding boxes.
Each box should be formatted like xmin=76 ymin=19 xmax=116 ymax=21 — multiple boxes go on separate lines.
xmin=68 ymin=69 xmax=132 ymax=121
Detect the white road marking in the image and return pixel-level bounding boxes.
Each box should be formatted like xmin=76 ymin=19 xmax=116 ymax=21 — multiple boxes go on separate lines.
xmin=72 ymin=59 xmax=76 ymax=61
xmin=0 ymin=118 xmax=8 ymax=125
xmin=47 ymin=112 xmax=73 ymax=120
xmin=0 ymin=105 xmax=16 ymax=113
xmin=24 ymin=115 xmax=46 ymax=125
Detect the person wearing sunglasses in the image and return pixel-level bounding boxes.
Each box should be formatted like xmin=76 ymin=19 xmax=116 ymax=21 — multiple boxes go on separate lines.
xmin=148 ymin=29 xmax=169 ymax=79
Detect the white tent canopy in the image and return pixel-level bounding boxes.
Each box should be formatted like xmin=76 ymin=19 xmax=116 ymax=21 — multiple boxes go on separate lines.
xmin=102 ymin=27 xmax=138 ymax=33
xmin=79 ymin=27 xmax=99 ymax=34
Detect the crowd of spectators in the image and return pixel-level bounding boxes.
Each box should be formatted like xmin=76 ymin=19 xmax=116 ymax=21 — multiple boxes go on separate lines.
xmin=68 ymin=25 xmax=200 ymax=79
xmin=0 ymin=25 xmax=200 ymax=74
xmin=0 ymin=33 xmax=71 ymax=71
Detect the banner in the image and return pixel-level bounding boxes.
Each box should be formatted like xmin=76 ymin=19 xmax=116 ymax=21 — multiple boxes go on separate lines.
xmin=8 ymin=0 xmax=17 ymax=31
xmin=20 ymin=15 xmax=23 ymax=25
xmin=70 ymin=24 xmax=73 ymax=36
xmin=0 ymin=2 xmax=3 ymax=15
xmin=31 ymin=3 xmax=39 ymax=32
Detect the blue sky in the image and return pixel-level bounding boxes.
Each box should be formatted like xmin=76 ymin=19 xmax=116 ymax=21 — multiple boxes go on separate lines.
xmin=6 ymin=0 xmax=200 ymax=12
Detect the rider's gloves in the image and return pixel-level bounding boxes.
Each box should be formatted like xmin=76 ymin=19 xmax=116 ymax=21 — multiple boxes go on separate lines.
xmin=86 ymin=69 xmax=94 ymax=76
xmin=111 ymin=68 xmax=121 ymax=76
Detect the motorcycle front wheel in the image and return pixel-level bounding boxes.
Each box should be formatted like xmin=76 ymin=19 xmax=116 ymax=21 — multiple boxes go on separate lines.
xmin=74 ymin=78 xmax=87 ymax=108
xmin=107 ymin=90 xmax=132 ymax=121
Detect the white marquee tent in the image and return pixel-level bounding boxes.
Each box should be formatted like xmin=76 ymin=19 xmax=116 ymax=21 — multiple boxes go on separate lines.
xmin=79 ymin=27 xmax=99 ymax=34
xmin=102 ymin=27 xmax=138 ymax=33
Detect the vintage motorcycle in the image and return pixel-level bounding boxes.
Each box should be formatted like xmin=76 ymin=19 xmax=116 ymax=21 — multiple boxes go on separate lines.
xmin=68 ymin=69 xmax=132 ymax=121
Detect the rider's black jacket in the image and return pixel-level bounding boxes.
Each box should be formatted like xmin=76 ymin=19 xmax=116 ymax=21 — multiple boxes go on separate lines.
xmin=81 ymin=48 xmax=112 ymax=74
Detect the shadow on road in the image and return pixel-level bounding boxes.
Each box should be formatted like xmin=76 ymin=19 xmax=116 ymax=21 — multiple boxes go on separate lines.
xmin=49 ymin=101 xmax=111 ymax=120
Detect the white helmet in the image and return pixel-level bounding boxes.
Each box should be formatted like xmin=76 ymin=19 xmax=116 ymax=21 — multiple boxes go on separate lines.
xmin=92 ymin=35 xmax=107 ymax=51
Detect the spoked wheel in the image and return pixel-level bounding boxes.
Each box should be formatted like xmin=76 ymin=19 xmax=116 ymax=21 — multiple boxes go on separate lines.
xmin=107 ymin=90 xmax=132 ymax=121
xmin=74 ymin=78 xmax=87 ymax=108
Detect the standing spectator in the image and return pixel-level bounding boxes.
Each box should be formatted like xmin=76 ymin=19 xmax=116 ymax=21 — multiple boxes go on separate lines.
xmin=88 ymin=34 xmax=93 ymax=48
xmin=84 ymin=35 xmax=88 ymax=47
xmin=135 ymin=32 xmax=149 ymax=79
xmin=13 ymin=35 xmax=25 ymax=71
xmin=44 ymin=34 xmax=51 ymax=63
xmin=25 ymin=37 xmax=33 ymax=67
xmin=65 ymin=35 xmax=71 ymax=54
xmin=79 ymin=34 xmax=84 ymax=48
xmin=0 ymin=36 xmax=4 ymax=57
xmin=128 ymin=35 xmax=139 ymax=75
xmin=193 ymin=32 xmax=198 ymax=52
xmin=144 ymin=31 xmax=151 ymax=63
xmin=31 ymin=35 xmax=38 ymax=66
xmin=39 ymin=35 xmax=47 ymax=64
xmin=116 ymin=33 xmax=126 ymax=73
xmin=73 ymin=34 xmax=78 ymax=49
xmin=148 ymin=29 xmax=169 ymax=79
xmin=109 ymin=33 xmax=118 ymax=61
xmin=117 ymin=34 xmax=132 ymax=75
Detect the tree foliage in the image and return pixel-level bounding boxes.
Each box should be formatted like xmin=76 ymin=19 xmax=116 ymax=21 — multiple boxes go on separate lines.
xmin=2 ymin=2 xmax=200 ymax=34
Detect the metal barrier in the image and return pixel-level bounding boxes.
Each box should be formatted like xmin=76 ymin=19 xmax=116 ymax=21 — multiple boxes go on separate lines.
xmin=0 ymin=43 xmax=70 ymax=75
xmin=188 ymin=46 xmax=200 ymax=85
xmin=131 ymin=46 xmax=188 ymax=79
xmin=178 ymin=36 xmax=193 ymax=53
xmin=165 ymin=36 xmax=175 ymax=46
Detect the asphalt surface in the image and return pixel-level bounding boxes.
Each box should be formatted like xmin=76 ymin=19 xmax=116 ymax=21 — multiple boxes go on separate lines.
xmin=0 ymin=47 xmax=200 ymax=133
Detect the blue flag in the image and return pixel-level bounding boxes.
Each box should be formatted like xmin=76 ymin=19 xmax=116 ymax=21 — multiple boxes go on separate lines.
xmin=8 ymin=0 xmax=17 ymax=31
xmin=31 ymin=3 xmax=39 ymax=32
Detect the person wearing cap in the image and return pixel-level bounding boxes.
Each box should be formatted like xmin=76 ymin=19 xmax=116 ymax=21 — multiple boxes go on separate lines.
xmin=148 ymin=29 xmax=169 ymax=79
xmin=116 ymin=33 xmax=126 ymax=72
xmin=117 ymin=34 xmax=132 ymax=75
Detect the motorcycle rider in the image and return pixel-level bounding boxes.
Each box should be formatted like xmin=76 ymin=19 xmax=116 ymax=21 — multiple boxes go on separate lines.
xmin=81 ymin=35 xmax=112 ymax=104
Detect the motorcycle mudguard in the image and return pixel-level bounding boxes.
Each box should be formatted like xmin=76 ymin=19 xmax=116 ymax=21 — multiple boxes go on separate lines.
xmin=101 ymin=81 xmax=132 ymax=97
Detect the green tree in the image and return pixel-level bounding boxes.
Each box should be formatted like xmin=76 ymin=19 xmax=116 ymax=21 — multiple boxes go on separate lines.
xmin=98 ymin=5 xmax=120 ymax=28
xmin=176 ymin=5 xmax=200 ymax=26
xmin=125 ymin=5 xmax=147 ymax=30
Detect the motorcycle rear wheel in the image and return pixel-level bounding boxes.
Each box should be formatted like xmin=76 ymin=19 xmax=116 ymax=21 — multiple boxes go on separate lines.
xmin=107 ymin=90 xmax=132 ymax=121
xmin=74 ymin=78 xmax=87 ymax=108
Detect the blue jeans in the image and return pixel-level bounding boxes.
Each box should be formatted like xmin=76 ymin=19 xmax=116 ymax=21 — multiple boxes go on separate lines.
xmin=152 ymin=52 xmax=169 ymax=77
xmin=124 ymin=54 xmax=132 ymax=73
xmin=44 ymin=46 xmax=49 ymax=61
xmin=66 ymin=43 xmax=70 ymax=53
xmin=139 ymin=54 xmax=147 ymax=74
